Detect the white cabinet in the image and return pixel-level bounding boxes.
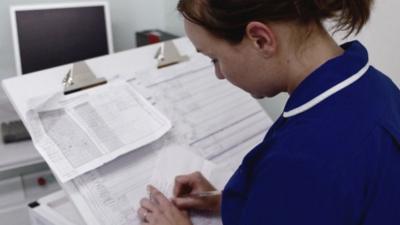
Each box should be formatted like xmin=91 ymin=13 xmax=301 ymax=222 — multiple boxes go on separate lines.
xmin=1 ymin=68 xmax=60 ymax=225
xmin=0 ymin=176 xmax=24 ymax=208
xmin=0 ymin=168 xmax=60 ymax=225
xmin=0 ymin=204 xmax=31 ymax=225
xmin=0 ymin=95 xmax=60 ymax=224
xmin=29 ymin=191 xmax=85 ymax=225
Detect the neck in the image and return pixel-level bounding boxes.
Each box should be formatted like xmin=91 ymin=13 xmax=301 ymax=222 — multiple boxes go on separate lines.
xmin=284 ymin=30 xmax=344 ymax=94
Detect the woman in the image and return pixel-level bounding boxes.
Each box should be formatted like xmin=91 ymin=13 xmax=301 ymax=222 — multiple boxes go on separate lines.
xmin=138 ymin=0 xmax=400 ymax=224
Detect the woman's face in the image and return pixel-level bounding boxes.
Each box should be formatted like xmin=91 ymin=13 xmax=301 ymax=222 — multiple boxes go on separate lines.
xmin=184 ymin=19 xmax=286 ymax=98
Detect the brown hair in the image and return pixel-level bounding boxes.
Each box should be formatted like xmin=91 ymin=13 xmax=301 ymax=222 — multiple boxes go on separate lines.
xmin=177 ymin=0 xmax=374 ymax=44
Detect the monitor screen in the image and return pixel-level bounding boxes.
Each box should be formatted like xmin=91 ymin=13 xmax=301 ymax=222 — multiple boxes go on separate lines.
xmin=11 ymin=3 xmax=113 ymax=75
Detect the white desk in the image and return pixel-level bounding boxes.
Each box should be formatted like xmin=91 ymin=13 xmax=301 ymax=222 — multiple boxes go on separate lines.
xmin=0 ymin=38 xmax=196 ymax=225
xmin=2 ymin=37 xmax=272 ymax=225
xmin=1 ymin=38 xmax=196 ymax=124
xmin=0 ymin=36 xmax=195 ymax=181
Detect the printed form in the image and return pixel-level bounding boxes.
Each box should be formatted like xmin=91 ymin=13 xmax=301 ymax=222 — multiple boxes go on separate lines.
xmin=60 ymin=56 xmax=273 ymax=225
xmin=150 ymin=146 xmax=231 ymax=225
xmin=25 ymin=80 xmax=172 ymax=182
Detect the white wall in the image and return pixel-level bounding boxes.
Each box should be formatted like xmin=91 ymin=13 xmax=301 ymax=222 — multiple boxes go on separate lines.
xmin=164 ymin=0 xmax=185 ymax=36
xmin=353 ymin=1 xmax=400 ymax=84
xmin=164 ymin=0 xmax=400 ymax=120
xmin=0 ymin=0 xmax=166 ymax=78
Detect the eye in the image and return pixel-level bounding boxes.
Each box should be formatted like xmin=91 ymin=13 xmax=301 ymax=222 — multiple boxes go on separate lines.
xmin=211 ymin=58 xmax=218 ymax=64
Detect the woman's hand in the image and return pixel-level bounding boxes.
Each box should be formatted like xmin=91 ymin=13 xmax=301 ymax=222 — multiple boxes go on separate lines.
xmin=138 ymin=185 xmax=193 ymax=225
xmin=172 ymin=171 xmax=221 ymax=213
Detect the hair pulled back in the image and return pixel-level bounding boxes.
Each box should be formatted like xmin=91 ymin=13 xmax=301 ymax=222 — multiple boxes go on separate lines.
xmin=178 ymin=0 xmax=374 ymax=44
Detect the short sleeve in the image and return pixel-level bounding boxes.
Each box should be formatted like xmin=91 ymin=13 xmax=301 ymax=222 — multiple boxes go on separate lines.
xmin=239 ymin=155 xmax=355 ymax=225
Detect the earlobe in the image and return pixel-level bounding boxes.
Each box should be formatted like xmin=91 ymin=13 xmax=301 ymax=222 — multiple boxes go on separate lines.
xmin=245 ymin=22 xmax=277 ymax=56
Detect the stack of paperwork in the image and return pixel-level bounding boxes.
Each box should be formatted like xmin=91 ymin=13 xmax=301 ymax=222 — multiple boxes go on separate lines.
xmin=24 ymin=54 xmax=273 ymax=225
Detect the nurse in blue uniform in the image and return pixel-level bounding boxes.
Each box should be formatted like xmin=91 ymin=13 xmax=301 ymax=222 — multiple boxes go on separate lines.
xmin=138 ymin=0 xmax=400 ymax=224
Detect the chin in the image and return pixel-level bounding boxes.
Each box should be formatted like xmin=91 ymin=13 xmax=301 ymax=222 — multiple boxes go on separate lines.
xmin=250 ymin=93 xmax=265 ymax=99
xmin=250 ymin=90 xmax=281 ymax=99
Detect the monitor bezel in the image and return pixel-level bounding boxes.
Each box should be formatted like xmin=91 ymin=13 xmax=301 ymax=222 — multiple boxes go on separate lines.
xmin=10 ymin=1 xmax=114 ymax=75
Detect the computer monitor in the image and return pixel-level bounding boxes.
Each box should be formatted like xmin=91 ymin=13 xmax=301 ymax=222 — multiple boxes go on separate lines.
xmin=10 ymin=2 xmax=114 ymax=75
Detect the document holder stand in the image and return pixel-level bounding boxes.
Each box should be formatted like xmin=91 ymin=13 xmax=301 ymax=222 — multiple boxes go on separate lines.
xmin=63 ymin=61 xmax=107 ymax=95
xmin=157 ymin=41 xmax=189 ymax=69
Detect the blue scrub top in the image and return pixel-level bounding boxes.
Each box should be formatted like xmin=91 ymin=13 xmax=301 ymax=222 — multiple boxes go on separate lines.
xmin=221 ymin=41 xmax=400 ymax=225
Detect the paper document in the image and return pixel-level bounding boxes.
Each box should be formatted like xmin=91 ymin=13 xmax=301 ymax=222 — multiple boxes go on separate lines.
xmin=137 ymin=55 xmax=273 ymax=169
xmin=151 ymin=146 xmax=233 ymax=225
xmin=63 ymin=141 xmax=160 ymax=225
xmin=26 ymin=79 xmax=171 ymax=182
xmin=150 ymin=145 xmax=232 ymax=196
xmin=63 ymin=143 xmax=231 ymax=225
xmin=61 ymin=56 xmax=272 ymax=225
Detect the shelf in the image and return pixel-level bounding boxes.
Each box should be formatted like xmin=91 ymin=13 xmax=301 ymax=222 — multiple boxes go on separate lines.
xmin=0 ymin=92 xmax=44 ymax=173
xmin=0 ymin=140 xmax=44 ymax=173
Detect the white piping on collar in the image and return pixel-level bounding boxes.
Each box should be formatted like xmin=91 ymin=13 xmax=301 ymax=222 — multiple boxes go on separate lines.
xmin=283 ymin=62 xmax=370 ymax=118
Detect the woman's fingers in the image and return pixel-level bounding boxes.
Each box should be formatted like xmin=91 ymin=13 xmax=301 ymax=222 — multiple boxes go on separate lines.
xmin=148 ymin=185 xmax=172 ymax=209
xmin=140 ymin=198 xmax=158 ymax=213
xmin=173 ymin=174 xmax=193 ymax=197
xmin=174 ymin=172 xmax=206 ymax=197
xmin=137 ymin=207 xmax=155 ymax=224
xmin=138 ymin=185 xmax=195 ymax=225
xmin=172 ymin=197 xmax=201 ymax=209
xmin=137 ymin=207 xmax=148 ymax=221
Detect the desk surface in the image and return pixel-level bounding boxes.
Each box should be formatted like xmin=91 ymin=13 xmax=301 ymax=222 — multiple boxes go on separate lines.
xmin=0 ymin=38 xmax=194 ymax=173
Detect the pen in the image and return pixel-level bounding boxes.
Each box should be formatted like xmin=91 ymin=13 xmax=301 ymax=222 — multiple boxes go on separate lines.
xmin=180 ymin=190 xmax=221 ymax=198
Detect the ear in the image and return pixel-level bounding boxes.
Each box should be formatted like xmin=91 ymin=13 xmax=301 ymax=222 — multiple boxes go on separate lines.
xmin=245 ymin=22 xmax=277 ymax=56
